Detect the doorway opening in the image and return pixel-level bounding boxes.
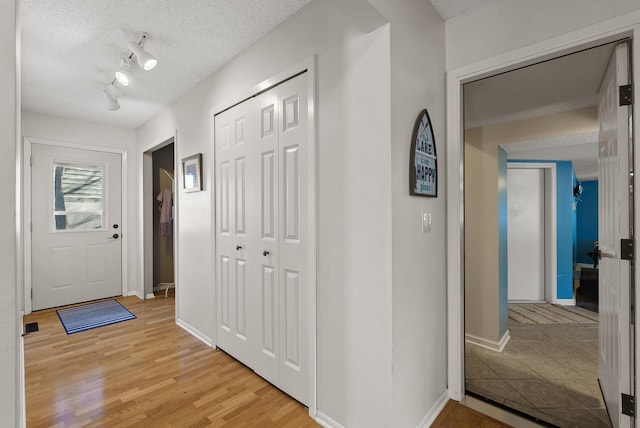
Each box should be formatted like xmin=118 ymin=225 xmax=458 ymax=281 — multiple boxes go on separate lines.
xmin=462 ymin=39 xmax=633 ymax=427
xmin=143 ymin=137 xmax=176 ymax=300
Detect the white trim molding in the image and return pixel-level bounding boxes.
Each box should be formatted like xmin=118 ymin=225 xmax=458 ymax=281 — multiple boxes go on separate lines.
xmin=176 ymin=319 xmax=212 ymax=348
xmin=417 ymin=390 xmax=450 ymax=428
xmin=315 ymin=411 xmax=346 ymax=428
xmin=465 ymin=330 xmax=511 ymax=353
xmin=128 ymin=290 xmax=143 ymax=299
xmin=556 ymin=298 xmax=577 ymax=306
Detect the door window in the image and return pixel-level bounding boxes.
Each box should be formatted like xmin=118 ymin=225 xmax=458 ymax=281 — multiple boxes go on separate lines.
xmin=52 ymin=162 xmax=105 ymax=231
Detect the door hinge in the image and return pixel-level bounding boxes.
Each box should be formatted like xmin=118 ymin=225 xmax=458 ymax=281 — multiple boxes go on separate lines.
xmin=621 ymin=239 xmax=633 ymax=260
xmin=30 ymin=289 xmax=32 ymax=300
xmin=620 ymin=84 xmax=633 ymax=106
xmin=622 ymin=393 xmax=635 ymax=416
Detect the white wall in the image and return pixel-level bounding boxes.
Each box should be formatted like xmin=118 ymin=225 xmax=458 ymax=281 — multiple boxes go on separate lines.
xmin=366 ymin=0 xmax=448 ymax=426
xmin=446 ymin=0 xmax=640 ymax=70
xmin=136 ymin=1 xmax=395 ymax=425
xmin=1 ymin=0 xmax=19 ymax=425
xmin=21 ymin=112 xmax=139 ymax=298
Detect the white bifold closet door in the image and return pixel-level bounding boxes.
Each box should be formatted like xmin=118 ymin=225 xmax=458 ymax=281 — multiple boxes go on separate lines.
xmin=215 ymin=73 xmax=308 ymax=405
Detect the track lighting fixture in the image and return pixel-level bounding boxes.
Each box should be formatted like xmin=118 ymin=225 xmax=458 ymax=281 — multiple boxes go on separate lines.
xmin=103 ymin=32 xmax=158 ymax=112
xmin=128 ymin=33 xmax=157 ymax=71
xmin=103 ymin=84 xmax=120 ymax=111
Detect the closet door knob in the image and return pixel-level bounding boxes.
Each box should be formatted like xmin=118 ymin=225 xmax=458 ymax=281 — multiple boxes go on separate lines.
xmin=263 ymin=250 xmax=270 ymax=256
xmin=236 ymin=245 xmax=243 ymax=250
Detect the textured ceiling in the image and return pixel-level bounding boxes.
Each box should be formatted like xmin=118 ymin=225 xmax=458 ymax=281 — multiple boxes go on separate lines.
xmin=429 ymin=0 xmax=493 ymax=20
xmin=21 ymin=0 xmax=311 ymax=129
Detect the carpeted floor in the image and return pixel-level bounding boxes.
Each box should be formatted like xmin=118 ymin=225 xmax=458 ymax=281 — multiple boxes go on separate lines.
xmin=466 ymin=310 xmax=610 ymax=428
xmin=509 ymin=303 xmax=598 ymax=324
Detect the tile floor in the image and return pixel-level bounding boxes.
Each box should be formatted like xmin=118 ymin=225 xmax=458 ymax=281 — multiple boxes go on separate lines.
xmin=465 ymin=319 xmax=611 ymax=428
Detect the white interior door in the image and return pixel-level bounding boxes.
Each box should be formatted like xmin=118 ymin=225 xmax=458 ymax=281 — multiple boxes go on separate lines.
xmin=214 ymin=99 xmax=255 ymax=366
xmin=214 ymin=72 xmax=309 ymax=406
xmin=598 ymin=42 xmax=632 ymax=428
xmin=275 ymin=74 xmax=308 ymax=403
xmin=252 ymin=85 xmax=280 ymax=385
xmin=507 ymin=167 xmax=545 ymax=301
xmin=31 ymin=143 xmax=122 ymax=310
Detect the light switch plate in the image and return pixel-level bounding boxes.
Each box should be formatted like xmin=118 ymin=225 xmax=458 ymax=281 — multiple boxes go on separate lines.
xmin=422 ymin=212 xmax=431 ymax=233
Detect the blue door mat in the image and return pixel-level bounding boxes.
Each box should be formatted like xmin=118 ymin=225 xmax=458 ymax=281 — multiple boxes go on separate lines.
xmin=57 ymin=299 xmax=136 ymax=334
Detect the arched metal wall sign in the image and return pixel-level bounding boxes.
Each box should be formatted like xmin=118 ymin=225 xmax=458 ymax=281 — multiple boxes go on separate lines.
xmin=410 ymin=109 xmax=437 ymax=197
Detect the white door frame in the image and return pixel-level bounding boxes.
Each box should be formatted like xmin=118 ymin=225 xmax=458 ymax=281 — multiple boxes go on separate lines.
xmin=506 ymin=162 xmax=558 ymax=304
xmin=210 ymin=56 xmax=317 ymax=417
xmin=446 ymin=17 xmax=640 ymax=401
xmin=23 ymin=136 xmax=129 ymax=315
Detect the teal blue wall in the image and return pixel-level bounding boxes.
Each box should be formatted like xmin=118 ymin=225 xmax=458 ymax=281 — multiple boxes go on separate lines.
xmin=498 ymin=148 xmax=508 ymax=337
xmin=509 ymin=160 xmax=576 ymax=301
xmin=576 ymin=180 xmax=598 ymax=265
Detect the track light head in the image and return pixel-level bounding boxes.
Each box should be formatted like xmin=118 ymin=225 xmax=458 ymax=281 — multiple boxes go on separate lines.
xmin=128 ymin=34 xmax=157 ymax=71
xmin=115 ymin=71 xmax=129 ymax=86
xmin=103 ymin=85 xmax=120 ymax=111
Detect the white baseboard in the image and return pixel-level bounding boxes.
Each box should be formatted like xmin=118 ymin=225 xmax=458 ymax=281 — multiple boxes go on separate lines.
xmin=465 ymin=330 xmax=510 ymax=353
xmin=176 ymin=318 xmax=212 ymax=347
xmin=127 ymin=290 xmax=143 ymax=299
xmin=315 ymin=411 xmax=345 ymax=428
xmin=555 ymin=298 xmax=576 ymax=306
xmin=145 ymin=293 xmax=156 ymax=299
xmin=417 ymin=390 xmax=450 ymax=428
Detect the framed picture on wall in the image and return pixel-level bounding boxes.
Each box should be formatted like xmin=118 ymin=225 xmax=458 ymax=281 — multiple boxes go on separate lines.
xmin=182 ymin=153 xmax=203 ymax=192
xmin=409 ymin=109 xmax=437 ymax=197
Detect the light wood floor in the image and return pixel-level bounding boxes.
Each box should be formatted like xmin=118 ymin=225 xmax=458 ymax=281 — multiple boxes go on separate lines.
xmin=24 ymin=295 xmax=319 ymax=427
xmin=431 ymin=400 xmax=513 ymax=428
xmin=24 ymin=294 xmax=507 ymax=427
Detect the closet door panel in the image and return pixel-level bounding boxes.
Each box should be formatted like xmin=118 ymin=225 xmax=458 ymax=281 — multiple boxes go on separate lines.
xmin=277 ymin=73 xmax=309 ymax=405
xmin=251 ymin=87 xmax=280 ymax=384
xmin=215 ymin=112 xmax=235 ymax=352
xmin=214 ymin=101 xmax=254 ymax=366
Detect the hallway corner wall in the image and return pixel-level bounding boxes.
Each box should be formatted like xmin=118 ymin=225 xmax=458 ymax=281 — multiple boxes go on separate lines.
xmin=1 ymin=0 xmax=18 ymax=424
xmin=364 ymin=0 xmax=449 ymax=425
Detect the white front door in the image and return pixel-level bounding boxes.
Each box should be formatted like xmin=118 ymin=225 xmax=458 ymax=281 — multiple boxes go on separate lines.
xmin=507 ymin=167 xmax=545 ymax=301
xmin=31 ymin=143 xmax=123 ymax=310
xmin=598 ymin=41 xmax=633 ymax=428
xmin=214 ymin=72 xmax=309 ymax=405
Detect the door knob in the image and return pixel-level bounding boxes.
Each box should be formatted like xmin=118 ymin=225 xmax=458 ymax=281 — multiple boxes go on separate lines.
xmin=112 ymin=233 xmax=119 ymax=239
xmin=113 ymin=224 xmax=119 ymax=229
xmin=263 ymin=250 xmax=270 ymax=256
xmin=236 ymin=245 xmax=243 ymax=250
